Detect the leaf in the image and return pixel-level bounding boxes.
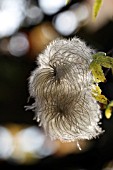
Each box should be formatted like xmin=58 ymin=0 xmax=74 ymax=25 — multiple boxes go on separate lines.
xmin=93 ymin=56 xmax=113 ymax=68
xmin=92 ymin=85 xmax=102 ymax=95
xmin=90 ymin=52 xmax=113 ymax=83
xmin=107 ymin=101 xmax=113 ymax=107
xmin=65 ymin=0 xmax=70 ymax=5
xmin=92 ymin=52 xmax=106 ymax=59
xmin=92 ymin=0 xmax=103 ymax=20
xmin=92 ymin=85 xmax=108 ymax=104
xmin=89 ymin=62 xmax=106 ymax=83
xmin=94 ymin=94 xmax=108 ymax=105
xmin=105 ymin=101 xmax=113 ymax=119
xmin=105 ymin=108 xmax=112 ymax=119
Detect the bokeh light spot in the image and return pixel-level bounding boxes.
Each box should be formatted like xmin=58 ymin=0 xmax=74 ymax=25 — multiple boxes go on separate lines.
xmin=38 ymin=0 xmax=66 ymax=15
xmin=0 ymin=126 xmax=13 ymax=159
xmin=8 ymin=33 xmax=29 ymax=57
xmin=53 ymin=10 xmax=78 ymax=36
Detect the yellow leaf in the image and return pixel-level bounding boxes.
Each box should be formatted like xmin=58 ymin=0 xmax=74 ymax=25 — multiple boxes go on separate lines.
xmin=92 ymin=94 xmax=108 ymax=105
xmin=92 ymin=0 xmax=103 ymax=20
xmin=92 ymin=85 xmax=102 ymax=95
xmin=105 ymin=101 xmax=113 ymax=119
xmin=89 ymin=62 xmax=106 ymax=83
xmin=91 ymin=85 xmax=108 ymax=104
xmin=90 ymin=52 xmax=113 ymax=83
xmin=65 ymin=0 xmax=70 ymax=5
xmin=107 ymin=100 xmax=113 ymax=107
xmin=105 ymin=107 xmax=112 ymax=119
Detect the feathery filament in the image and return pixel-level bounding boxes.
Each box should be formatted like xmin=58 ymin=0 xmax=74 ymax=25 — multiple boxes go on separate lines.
xmin=28 ymin=37 xmax=103 ymax=142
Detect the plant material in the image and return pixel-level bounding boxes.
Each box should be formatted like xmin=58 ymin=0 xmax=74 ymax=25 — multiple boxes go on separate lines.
xmin=65 ymin=0 xmax=71 ymax=5
xmin=91 ymin=85 xmax=108 ymax=105
xmin=92 ymin=0 xmax=103 ymax=20
xmin=89 ymin=52 xmax=106 ymax=83
xmin=89 ymin=52 xmax=113 ymax=119
xmin=105 ymin=101 xmax=113 ymax=119
xmin=28 ymin=37 xmax=103 ymax=142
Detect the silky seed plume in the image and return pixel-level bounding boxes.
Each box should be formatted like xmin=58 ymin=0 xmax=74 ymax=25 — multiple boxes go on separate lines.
xmin=28 ymin=36 xmax=103 ymax=142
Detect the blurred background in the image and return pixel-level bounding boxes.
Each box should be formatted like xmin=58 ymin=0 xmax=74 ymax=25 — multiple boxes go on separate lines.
xmin=0 ymin=0 xmax=113 ymax=169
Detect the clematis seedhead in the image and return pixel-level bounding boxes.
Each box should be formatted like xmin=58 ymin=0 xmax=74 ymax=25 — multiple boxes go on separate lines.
xmin=28 ymin=37 xmax=103 ymax=142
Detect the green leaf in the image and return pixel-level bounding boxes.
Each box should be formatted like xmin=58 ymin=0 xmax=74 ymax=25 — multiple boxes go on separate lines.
xmin=92 ymin=0 xmax=103 ymax=20
xmin=93 ymin=56 xmax=113 ymax=68
xmin=92 ymin=52 xmax=106 ymax=59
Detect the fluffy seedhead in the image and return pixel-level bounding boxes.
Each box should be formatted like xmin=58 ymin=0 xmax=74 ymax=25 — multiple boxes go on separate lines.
xmin=28 ymin=37 xmax=103 ymax=142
